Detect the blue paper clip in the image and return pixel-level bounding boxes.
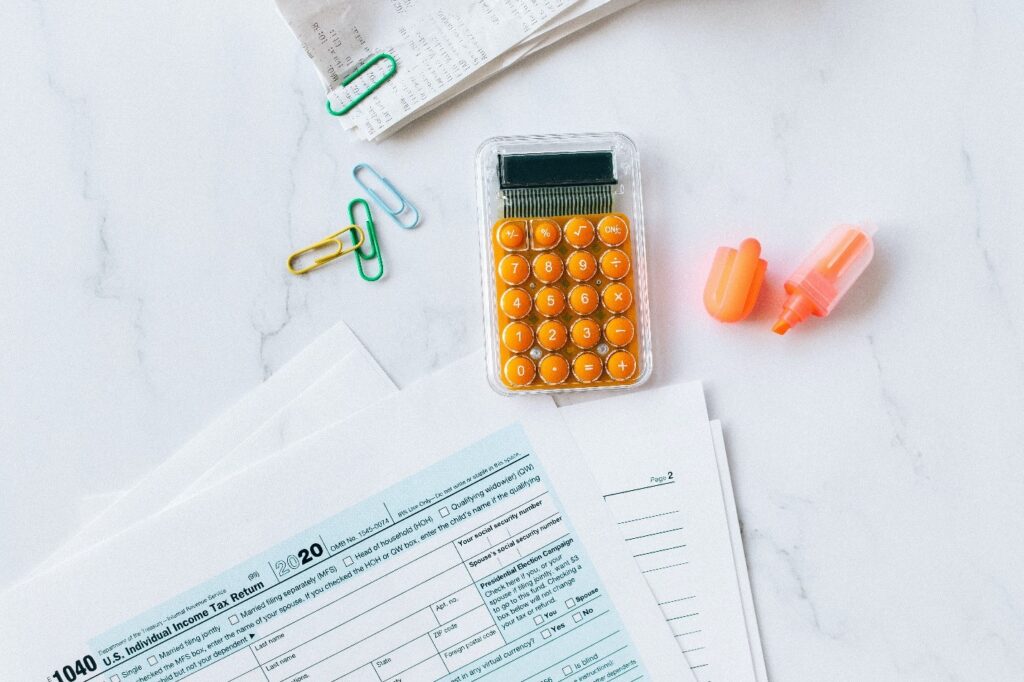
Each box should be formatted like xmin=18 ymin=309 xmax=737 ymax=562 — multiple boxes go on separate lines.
xmin=352 ymin=163 xmax=420 ymax=229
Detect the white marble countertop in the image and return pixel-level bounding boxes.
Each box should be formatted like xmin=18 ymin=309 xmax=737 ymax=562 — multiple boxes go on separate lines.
xmin=2 ymin=0 xmax=1023 ymax=678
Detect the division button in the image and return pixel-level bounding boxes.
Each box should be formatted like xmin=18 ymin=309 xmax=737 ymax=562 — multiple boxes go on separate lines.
xmin=599 ymin=249 xmax=631 ymax=280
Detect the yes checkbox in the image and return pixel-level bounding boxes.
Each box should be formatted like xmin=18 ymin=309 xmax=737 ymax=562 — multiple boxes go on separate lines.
xmin=439 ymin=506 xmax=450 ymax=517
xmin=229 ymin=615 xmax=239 ymax=625
xmin=573 ymin=612 xmax=583 ymax=623
xmin=542 ymin=629 xmax=551 ymax=639
xmin=344 ymin=556 xmax=354 ymax=567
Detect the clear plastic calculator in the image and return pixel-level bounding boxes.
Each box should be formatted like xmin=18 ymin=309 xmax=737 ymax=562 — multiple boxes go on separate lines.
xmin=477 ymin=133 xmax=652 ymax=395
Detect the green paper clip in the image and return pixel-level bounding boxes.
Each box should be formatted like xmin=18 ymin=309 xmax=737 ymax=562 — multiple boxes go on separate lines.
xmin=326 ymin=53 xmax=397 ymax=117
xmin=348 ymin=198 xmax=384 ymax=281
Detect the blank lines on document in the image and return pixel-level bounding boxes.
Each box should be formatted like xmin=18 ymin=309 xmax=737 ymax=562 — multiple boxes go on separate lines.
xmin=604 ymin=479 xmax=714 ymax=677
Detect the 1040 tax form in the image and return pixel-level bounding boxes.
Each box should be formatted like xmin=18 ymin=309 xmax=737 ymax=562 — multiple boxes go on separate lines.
xmin=0 ymin=355 xmax=690 ymax=682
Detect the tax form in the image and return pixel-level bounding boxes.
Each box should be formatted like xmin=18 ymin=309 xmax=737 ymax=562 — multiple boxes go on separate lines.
xmin=561 ymin=383 xmax=767 ymax=682
xmin=0 ymin=354 xmax=688 ymax=682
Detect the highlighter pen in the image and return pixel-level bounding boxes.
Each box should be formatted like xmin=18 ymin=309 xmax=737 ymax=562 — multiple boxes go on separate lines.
xmin=773 ymin=224 xmax=876 ymax=335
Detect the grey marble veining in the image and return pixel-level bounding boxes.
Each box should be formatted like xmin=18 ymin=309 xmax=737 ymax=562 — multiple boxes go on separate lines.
xmin=1 ymin=0 xmax=1023 ymax=678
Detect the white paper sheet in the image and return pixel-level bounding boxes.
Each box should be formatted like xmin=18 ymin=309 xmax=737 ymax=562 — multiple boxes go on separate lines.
xmin=560 ymin=383 xmax=764 ymax=682
xmin=1 ymin=353 xmax=687 ymax=681
xmin=710 ymin=420 xmax=769 ymax=682
xmin=276 ymin=0 xmax=577 ymax=140
xmin=51 ymin=321 xmax=381 ymax=560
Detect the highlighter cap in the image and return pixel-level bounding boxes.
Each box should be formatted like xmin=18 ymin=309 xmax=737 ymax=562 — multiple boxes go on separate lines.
xmin=704 ymin=238 xmax=766 ymax=322
xmin=786 ymin=223 xmax=876 ymax=315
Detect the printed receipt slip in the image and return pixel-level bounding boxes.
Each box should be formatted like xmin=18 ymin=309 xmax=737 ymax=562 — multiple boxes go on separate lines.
xmin=0 ymin=354 xmax=691 ymax=682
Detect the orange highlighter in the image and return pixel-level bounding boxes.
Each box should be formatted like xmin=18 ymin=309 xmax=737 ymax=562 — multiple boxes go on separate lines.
xmin=773 ymin=224 xmax=876 ymax=335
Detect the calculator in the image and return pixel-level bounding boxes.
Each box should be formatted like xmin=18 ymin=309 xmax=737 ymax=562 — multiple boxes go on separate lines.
xmin=477 ymin=133 xmax=652 ymax=395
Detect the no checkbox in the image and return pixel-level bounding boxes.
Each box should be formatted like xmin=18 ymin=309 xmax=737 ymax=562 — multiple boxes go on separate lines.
xmin=573 ymin=612 xmax=583 ymax=623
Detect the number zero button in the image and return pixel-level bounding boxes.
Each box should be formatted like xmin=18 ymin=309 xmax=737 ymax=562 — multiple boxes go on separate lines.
xmin=504 ymin=355 xmax=536 ymax=386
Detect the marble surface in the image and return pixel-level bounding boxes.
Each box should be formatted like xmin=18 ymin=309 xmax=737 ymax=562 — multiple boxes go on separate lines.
xmin=2 ymin=0 xmax=1023 ymax=678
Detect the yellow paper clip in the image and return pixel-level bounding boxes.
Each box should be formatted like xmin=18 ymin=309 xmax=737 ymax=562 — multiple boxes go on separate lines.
xmin=287 ymin=224 xmax=366 ymax=275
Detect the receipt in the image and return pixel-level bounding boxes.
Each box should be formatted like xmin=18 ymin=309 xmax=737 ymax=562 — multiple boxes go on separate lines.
xmin=275 ymin=0 xmax=578 ymax=140
xmin=0 ymin=353 xmax=686 ymax=681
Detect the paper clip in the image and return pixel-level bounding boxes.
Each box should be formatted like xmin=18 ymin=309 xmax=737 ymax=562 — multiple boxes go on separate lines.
xmin=348 ymin=198 xmax=384 ymax=282
xmin=326 ymin=53 xmax=397 ymax=117
xmin=352 ymin=163 xmax=420 ymax=229
xmin=287 ymin=225 xmax=365 ymax=275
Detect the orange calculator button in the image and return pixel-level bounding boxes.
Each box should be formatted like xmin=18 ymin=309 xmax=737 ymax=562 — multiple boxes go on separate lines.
xmin=604 ymin=316 xmax=635 ymax=346
xmin=537 ymin=320 xmax=568 ymax=351
xmin=564 ymin=217 xmax=595 ymax=248
xmin=531 ymin=219 xmax=561 ymax=249
xmin=599 ymin=249 xmax=631 ymax=280
xmin=538 ymin=354 xmax=570 ymax=385
xmin=501 ymin=321 xmax=534 ymax=353
xmin=572 ymin=352 xmax=603 ymax=383
xmin=597 ymin=215 xmax=629 ymax=246
xmin=601 ymin=282 xmax=632 ymax=313
xmin=504 ymin=355 xmax=536 ymax=386
xmin=566 ymin=251 xmax=597 ymax=282
xmin=532 ymin=253 xmax=564 ymax=284
xmin=571 ymin=318 xmax=601 ymax=349
xmin=498 ymin=254 xmax=530 ymax=285
xmin=568 ymin=284 xmax=599 ymax=315
xmin=606 ymin=350 xmax=637 ymax=380
xmin=500 ymin=287 xmax=532 ymax=319
xmin=535 ymin=286 xmax=566 ymax=317
xmin=497 ymin=220 xmax=527 ymax=250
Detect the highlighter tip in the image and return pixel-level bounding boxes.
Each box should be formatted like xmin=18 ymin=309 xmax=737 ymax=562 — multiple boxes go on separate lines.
xmin=771 ymin=320 xmax=790 ymax=335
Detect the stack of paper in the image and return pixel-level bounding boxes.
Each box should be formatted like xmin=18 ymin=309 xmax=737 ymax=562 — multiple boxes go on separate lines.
xmin=1 ymin=321 xmax=767 ymax=682
xmin=275 ymin=0 xmax=641 ymax=141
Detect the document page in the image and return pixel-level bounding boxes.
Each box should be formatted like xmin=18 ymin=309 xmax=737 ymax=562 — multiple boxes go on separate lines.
xmin=0 ymin=354 xmax=686 ymax=682
xmin=275 ymin=0 xmax=578 ymax=140
xmin=561 ymin=383 xmax=764 ymax=682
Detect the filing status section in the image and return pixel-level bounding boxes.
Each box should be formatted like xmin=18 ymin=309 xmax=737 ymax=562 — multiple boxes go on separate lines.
xmin=73 ymin=425 xmax=647 ymax=682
